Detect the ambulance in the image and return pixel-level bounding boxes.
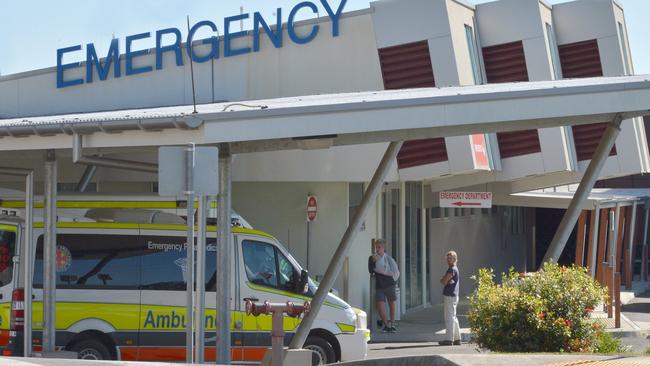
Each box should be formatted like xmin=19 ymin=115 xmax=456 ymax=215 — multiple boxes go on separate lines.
xmin=0 ymin=196 xmax=369 ymax=364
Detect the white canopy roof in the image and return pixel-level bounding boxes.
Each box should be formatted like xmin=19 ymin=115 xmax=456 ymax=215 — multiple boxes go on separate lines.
xmin=1 ymin=75 xmax=650 ymax=152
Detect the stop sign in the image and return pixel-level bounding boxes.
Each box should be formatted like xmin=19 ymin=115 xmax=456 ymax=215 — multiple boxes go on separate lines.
xmin=307 ymin=196 xmax=318 ymax=222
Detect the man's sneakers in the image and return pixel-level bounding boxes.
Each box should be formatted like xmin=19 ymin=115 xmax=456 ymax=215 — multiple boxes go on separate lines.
xmin=438 ymin=340 xmax=461 ymax=346
xmin=381 ymin=325 xmax=398 ymax=333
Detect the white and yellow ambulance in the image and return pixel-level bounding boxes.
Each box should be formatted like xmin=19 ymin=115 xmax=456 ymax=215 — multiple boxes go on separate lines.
xmin=0 ymin=197 xmax=369 ymax=364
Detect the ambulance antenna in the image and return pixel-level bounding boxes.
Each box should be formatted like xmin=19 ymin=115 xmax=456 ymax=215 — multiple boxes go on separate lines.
xmin=187 ymin=16 xmax=198 ymax=114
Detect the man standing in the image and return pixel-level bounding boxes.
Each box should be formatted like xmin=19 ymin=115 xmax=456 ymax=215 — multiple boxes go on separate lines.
xmin=439 ymin=251 xmax=460 ymax=345
xmin=368 ymin=239 xmax=400 ymax=333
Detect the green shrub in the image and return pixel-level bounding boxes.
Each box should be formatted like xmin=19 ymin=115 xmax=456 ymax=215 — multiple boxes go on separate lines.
xmin=468 ymin=262 xmax=608 ymax=353
xmin=594 ymin=330 xmax=625 ymax=354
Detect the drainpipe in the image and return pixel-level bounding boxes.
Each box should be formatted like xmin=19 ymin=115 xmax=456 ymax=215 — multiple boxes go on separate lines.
xmin=542 ymin=114 xmax=624 ymax=265
xmin=72 ymin=134 xmax=158 ymax=173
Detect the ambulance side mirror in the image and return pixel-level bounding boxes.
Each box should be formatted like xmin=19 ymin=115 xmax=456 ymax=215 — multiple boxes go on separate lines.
xmin=295 ymin=269 xmax=309 ymax=294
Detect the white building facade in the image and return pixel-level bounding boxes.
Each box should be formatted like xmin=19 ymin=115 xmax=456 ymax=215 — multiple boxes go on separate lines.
xmin=0 ymin=0 xmax=645 ymax=318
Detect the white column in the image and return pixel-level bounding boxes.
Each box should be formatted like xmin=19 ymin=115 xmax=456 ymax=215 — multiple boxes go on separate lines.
xmin=399 ymin=181 xmax=406 ymax=315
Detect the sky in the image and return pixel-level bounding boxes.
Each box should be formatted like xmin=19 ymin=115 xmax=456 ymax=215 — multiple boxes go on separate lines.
xmin=1 ymin=0 xmax=650 ymax=76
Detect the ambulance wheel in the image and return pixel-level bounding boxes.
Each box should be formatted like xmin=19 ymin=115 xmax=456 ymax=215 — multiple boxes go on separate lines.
xmin=304 ymin=336 xmax=336 ymax=365
xmin=71 ymin=339 xmax=112 ymax=360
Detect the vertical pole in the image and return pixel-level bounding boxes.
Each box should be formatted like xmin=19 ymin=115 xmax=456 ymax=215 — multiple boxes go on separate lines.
xmin=542 ymin=115 xmax=623 ymax=264
xmin=589 ymin=206 xmax=601 ymax=278
xmin=195 ymin=196 xmax=207 ymax=363
xmin=628 ymin=202 xmax=638 ymax=286
xmin=43 ymin=151 xmax=57 ymax=352
xmin=641 ymin=206 xmax=650 ymax=281
xmin=271 ymin=312 xmax=284 ymax=366
xmin=186 ymin=144 xmax=195 ymax=364
xmin=23 ymin=172 xmax=33 ymax=357
xmin=420 ymin=183 xmax=428 ymax=306
xmin=399 ymin=181 xmax=406 ymax=315
xmin=306 ymin=221 xmax=311 ymax=270
xmin=217 ymin=144 xmax=233 ymax=365
xmin=615 ymin=272 xmax=621 ymax=328
xmin=290 ymin=142 xmax=403 ymax=350
xmin=611 ymin=204 xmax=620 ymax=318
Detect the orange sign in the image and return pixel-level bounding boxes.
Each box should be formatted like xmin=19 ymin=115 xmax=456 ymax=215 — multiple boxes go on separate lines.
xmin=471 ymin=134 xmax=490 ymax=170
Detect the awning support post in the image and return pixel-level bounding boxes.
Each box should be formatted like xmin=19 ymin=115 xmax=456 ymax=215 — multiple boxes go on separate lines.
xmin=75 ymin=165 xmax=97 ymax=192
xmin=642 ymin=202 xmax=649 ymax=281
xmin=216 ymin=144 xmax=233 ymax=365
xmin=185 ymin=144 xmax=195 ymax=364
xmin=627 ymin=201 xmax=637 ymax=285
xmin=195 ymin=195 xmax=207 ymax=363
xmin=43 ymin=150 xmax=57 ymax=352
xmin=289 ymin=141 xmax=403 ymax=350
xmin=542 ymin=114 xmax=624 ymax=265
xmin=590 ymin=205 xmax=601 ymax=278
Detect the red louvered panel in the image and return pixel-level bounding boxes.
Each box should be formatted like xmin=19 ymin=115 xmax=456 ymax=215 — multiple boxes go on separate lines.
xmin=378 ymin=41 xmax=447 ymax=168
xmin=482 ymin=41 xmax=540 ymax=157
xmin=559 ymin=40 xmax=613 ymax=160
xmin=572 ymin=123 xmax=617 ymax=161
xmin=482 ymin=41 xmax=529 ymax=83
xmin=496 ymin=130 xmax=542 ymax=159
xmin=378 ymin=41 xmax=436 ymax=90
xmin=558 ymin=39 xmax=603 ymax=78
xmin=397 ymin=139 xmax=449 ymax=170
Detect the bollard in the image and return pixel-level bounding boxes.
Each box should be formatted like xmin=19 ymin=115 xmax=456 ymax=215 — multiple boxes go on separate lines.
xmin=246 ymin=299 xmax=311 ymax=366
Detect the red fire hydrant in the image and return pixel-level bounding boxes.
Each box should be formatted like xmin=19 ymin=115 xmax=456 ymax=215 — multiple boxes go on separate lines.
xmin=245 ymin=300 xmax=311 ymax=366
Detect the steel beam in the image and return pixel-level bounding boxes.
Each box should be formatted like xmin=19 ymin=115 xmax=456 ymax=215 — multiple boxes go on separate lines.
xmin=627 ymin=202 xmax=637 ymax=285
xmin=75 ymin=165 xmax=97 ymax=192
xmin=185 ymin=145 xmax=195 ymax=364
xmin=23 ymin=172 xmax=34 ymax=357
xmin=195 ymin=196 xmax=207 ymax=363
xmin=43 ymin=151 xmax=57 ymax=352
xmin=399 ymin=181 xmax=406 ymax=315
xmin=290 ymin=141 xmax=403 ymax=350
xmin=542 ymin=114 xmax=624 ymax=264
xmin=589 ymin=206 xmax=601 ymax=278
xmin=216 ymin=144 xmax=232 ymax=364
xmin=72 ymin=134 xmax=158 ymax=173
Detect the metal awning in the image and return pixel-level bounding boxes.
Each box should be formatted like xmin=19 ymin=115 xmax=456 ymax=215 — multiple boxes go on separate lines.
xmin=496 ymin=188 xmax=650 ymax=210
xmin=1 ymin=75 xmax=650 ymax=152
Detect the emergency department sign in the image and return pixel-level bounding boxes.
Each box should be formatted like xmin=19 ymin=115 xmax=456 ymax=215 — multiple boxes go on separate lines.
xmin=439 ymin=191 xmax=492 ymax=208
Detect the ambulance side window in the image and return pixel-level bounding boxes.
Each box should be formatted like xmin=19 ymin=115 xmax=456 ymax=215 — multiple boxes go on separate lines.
xmin=242 ymin=241 xmax=278 ymax=288
xmin=140 ymin=235 xmax=218 ymax=291
xmin=140 ymin=235 xmax=187 ymax=291
xmin=33 ymin=234 xmax=141 ymax=289
xmin=242 ymin=240 xmax=298 ymax=292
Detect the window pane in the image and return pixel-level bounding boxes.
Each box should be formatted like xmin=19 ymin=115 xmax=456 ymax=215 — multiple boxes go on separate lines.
xmin=140 ymin=235 xmax=187 ymax=290
xmin=242 ymin=240 xmax=277 ymax=288
xmin=205 ymin=239 xmax=218 ymax=291
xmin=0 ymin=229 xmax=16 ymax=287
xmin=277 ymin=250 xmax=296 ymax=292
xmin=34 ymin=234 xmax=141 ymax=289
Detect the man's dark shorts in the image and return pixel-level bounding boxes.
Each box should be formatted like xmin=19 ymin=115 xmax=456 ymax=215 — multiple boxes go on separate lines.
xmin=375 ymin=285 xmax=397 ymax=302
